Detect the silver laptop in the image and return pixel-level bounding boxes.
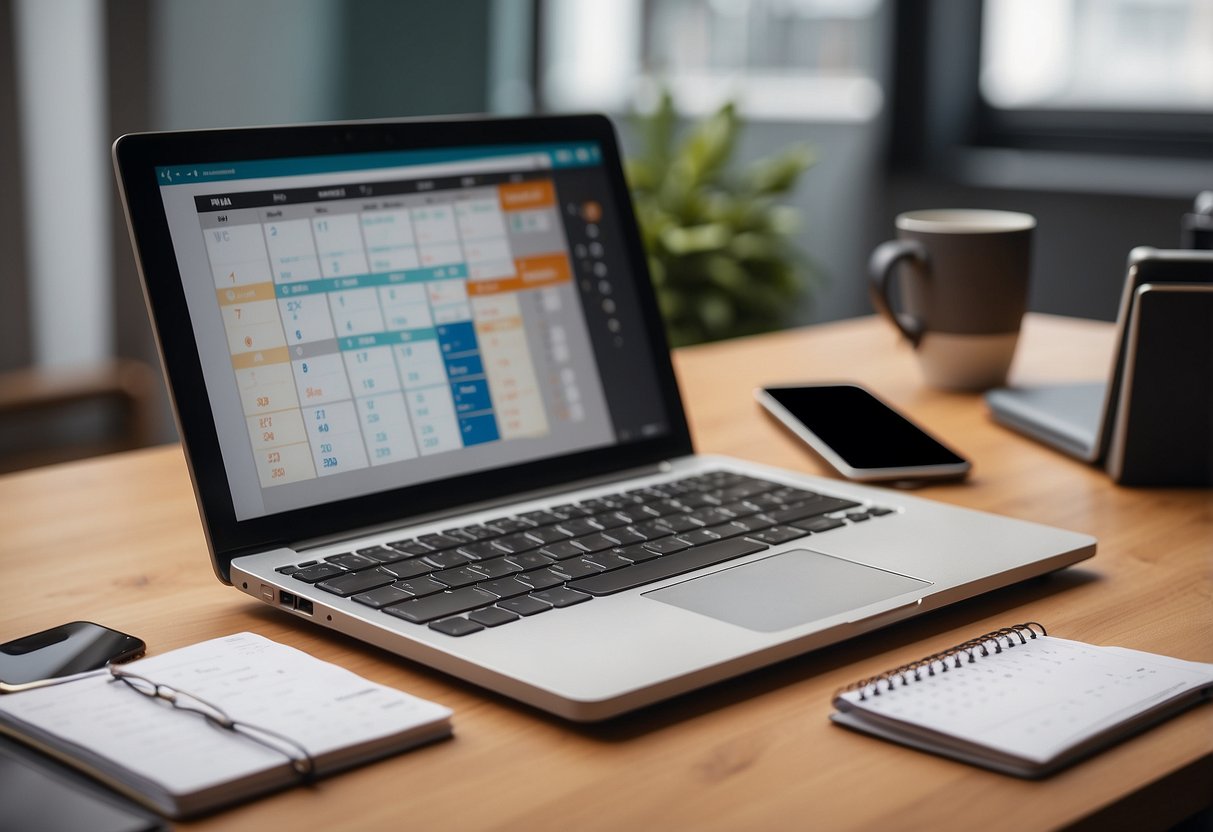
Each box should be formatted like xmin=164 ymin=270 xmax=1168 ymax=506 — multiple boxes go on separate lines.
xmin=114 ymin=115 xmax=1095 ymax=720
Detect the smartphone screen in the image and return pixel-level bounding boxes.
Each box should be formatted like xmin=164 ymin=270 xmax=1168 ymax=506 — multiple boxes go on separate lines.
xmin=0 ymin=622 xmax=145 ymax=685
xmin=761 ymin=385 xmax=967 ymax=472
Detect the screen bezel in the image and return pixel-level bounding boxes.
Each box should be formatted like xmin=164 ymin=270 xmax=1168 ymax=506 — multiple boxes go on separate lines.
xmin=114 ymin=115 xmax=693 ymax=580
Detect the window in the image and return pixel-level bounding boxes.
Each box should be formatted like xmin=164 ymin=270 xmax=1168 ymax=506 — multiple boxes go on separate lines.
xmin=541 ymin=0 xmax=884 ymax=121
xmin=982 ymin=0 xmax=1213 ymax=112
xmin=975 ymin=0 xmax=1213 ymax=157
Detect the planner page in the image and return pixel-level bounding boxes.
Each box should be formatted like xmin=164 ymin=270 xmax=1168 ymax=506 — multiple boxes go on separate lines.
xmin=836 ymin=636 xmax=1213 ymax=764
xmin=0 ymin=633 xmax=452 ymax=796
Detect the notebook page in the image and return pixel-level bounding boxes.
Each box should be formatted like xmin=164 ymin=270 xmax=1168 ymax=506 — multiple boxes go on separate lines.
xmin=0 ymin=633 xmax=452 ymax=795
xmin=838 ymin=636 xmax=1213 ymax=765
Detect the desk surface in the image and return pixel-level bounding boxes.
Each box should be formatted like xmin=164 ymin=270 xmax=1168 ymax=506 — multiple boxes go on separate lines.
xmin=1 ymin=315 xmax=1209 ymax=831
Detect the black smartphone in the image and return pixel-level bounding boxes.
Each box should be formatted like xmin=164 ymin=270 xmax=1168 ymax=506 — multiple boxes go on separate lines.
xmin=0 ymin=622 xmax=145 ymax=686
xmin=755 ymin=383 xmax=971 ymax=482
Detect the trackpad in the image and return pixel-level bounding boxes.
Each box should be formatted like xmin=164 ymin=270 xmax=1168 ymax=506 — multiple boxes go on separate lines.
xmin=645 ymin=548 xmax=931 ymax=633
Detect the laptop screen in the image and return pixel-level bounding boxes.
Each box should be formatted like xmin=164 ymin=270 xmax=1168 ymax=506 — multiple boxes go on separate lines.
xmin=153 ymin=141 xmax=673 ymax=521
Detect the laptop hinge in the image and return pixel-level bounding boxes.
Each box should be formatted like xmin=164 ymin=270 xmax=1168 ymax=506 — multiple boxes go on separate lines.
xmin=289 ymin=460 xmax=678 ymax=552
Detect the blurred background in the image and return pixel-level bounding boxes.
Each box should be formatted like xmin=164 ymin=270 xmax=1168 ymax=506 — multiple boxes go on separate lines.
xmin=1 ymin=0 xmax=1210 ymax=471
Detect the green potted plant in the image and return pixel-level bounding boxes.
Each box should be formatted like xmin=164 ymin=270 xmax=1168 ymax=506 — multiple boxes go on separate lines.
xmin=625 ymin=92 xmax=816 ymax=347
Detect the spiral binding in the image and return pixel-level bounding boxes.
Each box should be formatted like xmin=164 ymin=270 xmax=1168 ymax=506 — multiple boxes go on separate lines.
xmin=838 ymin=622 xmax=1048 ymax=701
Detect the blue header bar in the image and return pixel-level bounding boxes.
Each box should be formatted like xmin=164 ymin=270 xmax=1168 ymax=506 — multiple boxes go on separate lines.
xmin=156 ymin=142 xmax=603 ymax=186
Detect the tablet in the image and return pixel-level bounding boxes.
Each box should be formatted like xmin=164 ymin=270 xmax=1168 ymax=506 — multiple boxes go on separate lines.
xmin=985 ymin=247 xmax=1213 ymax=469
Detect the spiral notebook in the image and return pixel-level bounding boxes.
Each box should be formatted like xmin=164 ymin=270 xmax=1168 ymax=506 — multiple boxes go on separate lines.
xmin=831 ymin=623 xmax=1213 ymax=778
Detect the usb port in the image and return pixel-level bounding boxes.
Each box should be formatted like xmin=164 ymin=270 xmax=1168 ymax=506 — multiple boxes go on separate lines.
xmin=296 ymin=599 xmax=314 ymax=615
xmin=278 ymin=591 xmax=296 ymax=608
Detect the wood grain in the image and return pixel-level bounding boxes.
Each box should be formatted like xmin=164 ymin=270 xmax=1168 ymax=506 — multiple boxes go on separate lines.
xmin=1 ymin=315 xmax=1209 ymax=831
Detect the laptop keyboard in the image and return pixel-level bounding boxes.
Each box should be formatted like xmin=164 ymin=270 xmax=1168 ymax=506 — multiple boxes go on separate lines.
xmin=278 ymin=471 xmax=894 ymax=637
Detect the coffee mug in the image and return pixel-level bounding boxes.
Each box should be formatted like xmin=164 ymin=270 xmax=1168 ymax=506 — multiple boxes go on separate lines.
xmin=869 ymin=209 xmax=1035 ymax=391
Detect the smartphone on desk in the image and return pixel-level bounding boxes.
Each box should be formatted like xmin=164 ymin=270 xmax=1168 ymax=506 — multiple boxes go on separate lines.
xmin=0 ymin=622 xmax=145 ymax=689
xmin=755 ymin=383 xmax=971 ymax=482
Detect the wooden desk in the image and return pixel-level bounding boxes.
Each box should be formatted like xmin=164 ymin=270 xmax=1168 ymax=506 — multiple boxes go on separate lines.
xmin=1 ymin=315 xmax=1209 ymax=830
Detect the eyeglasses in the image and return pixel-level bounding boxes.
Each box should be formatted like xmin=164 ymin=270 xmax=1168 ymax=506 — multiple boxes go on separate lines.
xmin=108 ymin=666 xmax=315 ymax=779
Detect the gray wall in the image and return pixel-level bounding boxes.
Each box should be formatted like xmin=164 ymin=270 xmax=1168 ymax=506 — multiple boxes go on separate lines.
xmin=615 ymin=117 xmax=886 ymax=328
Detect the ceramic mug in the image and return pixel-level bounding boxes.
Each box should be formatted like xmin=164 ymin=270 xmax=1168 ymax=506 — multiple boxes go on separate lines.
xmin=869 ymin=209 xmax=1035 ymax=391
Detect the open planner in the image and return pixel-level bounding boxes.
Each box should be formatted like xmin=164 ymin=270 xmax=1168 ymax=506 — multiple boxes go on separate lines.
xmin=0 ymin=633 xmax=452 ymax=818
xmin=831 ymin=623 xmax=1213 ymax=778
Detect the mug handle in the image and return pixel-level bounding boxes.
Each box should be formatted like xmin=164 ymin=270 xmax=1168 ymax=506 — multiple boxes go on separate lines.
xmin=868 ymin=239 xmax=928 ymax=347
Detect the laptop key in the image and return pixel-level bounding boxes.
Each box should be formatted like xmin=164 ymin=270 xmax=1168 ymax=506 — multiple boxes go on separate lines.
xmin=291 ymin=563 xmax=345 ymax=583
xmin=316 ymin=567 xmax=397 ymax=597
xmin=719 ymin=500 xmax=761 ymax=519
xmin=746 ymin=525 xmax=810 ymax=545
xmin=550 ymin=503 xmax=592 ymax=518
xmin=590 ymin=512 xmax=630 ymax=530
xmin=475 ymin=577 xmax=535 ymax=599
xmin=417 ymin=533 xmax=466 ymax=551
xmin=792 ymin=516 xmax=846 ymax=533
xmin=352 ymin=584 xmax=415 ymax=609
xmin=518 ymin=510 xmax=564 ymax=526
xmin=446 ymin=524 xmax=496 ymax=542
xmin=686 ymin=506 xmax=738 ymax=526
xmin=539 ymin=541 xmax=587 ymax=560
xmin=384 ymin=587 xmax=499 ymax=624
xmin=355 ymin=545 xmax=407 ymax=564
xmin=422 ymin=549 xmax=472 ymax=569
xmin=525 ymin=525 xmax=572 ymax=544
xmin=325 ymin=552 xmax=379 ymax=571
xmin=558 ymin=517 xmax=604 ymax=537
xmin=486 ymin=517 xmax=533 ymax=534
xmin=643 ymin=537 xmax=691 ymax=555
xmin=612 ymin=506 xmax=662 ymax=524
xmin=498 ymin=596 xmax=552 ymax=616
xmin=550 ymin=558 xmax=604 ymax=580
xmin=468 ymin=606 xmax=520 ymax=627
xmin=493 ymin=532 xmax=543 ymax=554
xmin=429 ymin=617 xmax=484 ymax=637
xmin=432 ymin=566 xmax=487 ymax=589
xmin=581 ymin=551 xmax=633 ymax=572
xmin=567 ymin=537 xmax=770 ymax=597
xmin=768 ymin=496 xmax=861 ymax=525
xmin=382 ymin=559 xmax=434 ymax=580
xmin=456 ymin=541 xmax=505 ymax=561
xmin=657 ymin=514 xmax=703 ymax=534
xmin=613 ymin=544 xmax=662 ymax=563
xmin=704 ymin=522 xmax=747 ymax=540
xmin=514 ymin=568 xmax=566 ymax=591
xmin=603 ymin=528 xmax=648 ymax=547
xmin=676 ymin=528 xmax=723 ymax=547
xmin=471 ymin=556 xmax=524 ymax=579
xmin=530 ymin=587 xmax=591 ymax=608
xmin=276 ymin=564 xmax=299 ymax=575
xmin=506 ymin=551 xmax=555 ymax=571
xmin=569 ymin=532 xmax=615 ymax=553
xmin=387 ymin=540 xmax=433 ymax=557
xmin=729 ymin=514 xmax=776 ymax=532
xmin=391 ymin=577 xmax=448 ymax=599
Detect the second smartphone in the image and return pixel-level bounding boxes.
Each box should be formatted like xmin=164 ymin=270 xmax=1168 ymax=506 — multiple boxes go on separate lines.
xmin=755 ymin=383 xmax=971 ymax=482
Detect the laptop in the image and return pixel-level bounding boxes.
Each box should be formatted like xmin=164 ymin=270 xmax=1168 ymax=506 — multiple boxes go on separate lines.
xmin=114 ymin=115 xmax=1095 ymax=721
xmin=985 ymin=248 xmax=1213 ymax=477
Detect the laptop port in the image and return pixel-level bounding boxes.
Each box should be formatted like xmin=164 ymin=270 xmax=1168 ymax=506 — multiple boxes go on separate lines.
xmin=296 ymin=599 xmax=314 ymax=615
xmin=278 ymin=590 xmax=296 ymax=608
